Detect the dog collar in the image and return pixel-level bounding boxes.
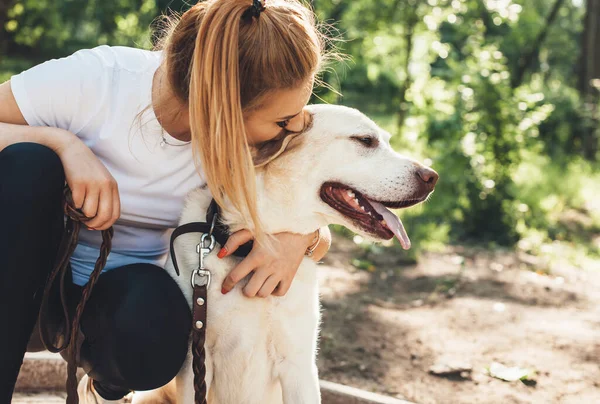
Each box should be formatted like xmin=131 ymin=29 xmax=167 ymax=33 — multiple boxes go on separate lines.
xmin=169 ymin=199 xmax=254 ymax=276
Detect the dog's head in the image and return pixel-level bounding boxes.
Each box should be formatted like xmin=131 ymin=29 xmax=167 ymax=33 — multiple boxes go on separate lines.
xmin=224 ymin=104 xmax=438 ymax=249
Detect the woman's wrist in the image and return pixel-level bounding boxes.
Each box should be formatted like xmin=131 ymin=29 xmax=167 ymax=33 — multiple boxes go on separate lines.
xmin=304 ymin=229 xmax=321 ymax=257
xmin=50 ymin=128 xmax=80 ymax=155
xmin=304 ymin=226 xmax=331 ymax=262
xmin=0 ymin=123 xmax=75 ymax=154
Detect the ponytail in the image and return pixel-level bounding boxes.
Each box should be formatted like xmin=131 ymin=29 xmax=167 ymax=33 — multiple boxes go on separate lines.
xmin=159 ymin=0 xmax=327 ymax=245
xmin=189 ymin=1 xmax=265 ymax=241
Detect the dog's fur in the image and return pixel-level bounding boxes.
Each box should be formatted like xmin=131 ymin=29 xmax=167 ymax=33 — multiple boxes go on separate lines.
xmin=132 ymin=104 xmax=435 ymax=404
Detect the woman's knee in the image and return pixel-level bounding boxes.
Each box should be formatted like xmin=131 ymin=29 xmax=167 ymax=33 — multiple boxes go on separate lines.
xmin=86 ymin=265 xmax=192 ymax=391
xmin=0 ymin=142 xmax=65 ymax=201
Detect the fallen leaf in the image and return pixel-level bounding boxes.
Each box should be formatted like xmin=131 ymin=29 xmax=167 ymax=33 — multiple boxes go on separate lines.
xmin=487 ymin=362 xmax=535 ymax=384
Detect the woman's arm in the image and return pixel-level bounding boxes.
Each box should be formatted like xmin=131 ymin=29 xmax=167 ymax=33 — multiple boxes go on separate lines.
xmin=0 ymin=81 xmax=74 ymax=152
xmin=0 ymin=80 xmax=121 ymax=230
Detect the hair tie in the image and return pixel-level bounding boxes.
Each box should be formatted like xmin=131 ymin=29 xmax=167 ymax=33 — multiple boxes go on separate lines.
xmin=243 ymin=0 xmax=266 ymax=21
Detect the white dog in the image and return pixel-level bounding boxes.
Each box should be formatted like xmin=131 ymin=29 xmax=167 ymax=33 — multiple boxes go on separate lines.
xmin=132 ymin=104 xmax=438 ymax=404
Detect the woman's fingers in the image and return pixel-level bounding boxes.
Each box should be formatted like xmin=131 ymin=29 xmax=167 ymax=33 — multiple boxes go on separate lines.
xmin=80 ymin=185 xmax=100 ymax=223
xmin=256 ymin=274 xmax=281 ymax=298
xmin=219 ymin=229 xmax=254 ymax=258
xmin=58 ymin=137 xmax=121 ymax=230
xmin=86 ymin=186 xmax=114 ymax=229
xmin=90 ymin=186 xmax=121 ymax=230
xmin=219 ymin=231 xmax=309 ymax=297
xmin=111 ymin=186 xmax=121 ymax=226
xmin=221 ymin=253 xmax=259 ymax=293
xmin=70 ymin=180 xmax=86 ymax=209
xmin=243 ymin=269 xmax=276 ymax=298
xmin=79 ymin=179 xmax=121 ymax=230
xmin=272 ymin=279 xmax=291 ymax=297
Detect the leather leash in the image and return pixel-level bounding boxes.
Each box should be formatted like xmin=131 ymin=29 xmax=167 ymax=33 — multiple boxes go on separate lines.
xmin=38 ymin=185 xmax=114 ymax=404
xmin=169 ymin=199 xmax=252 ymax=404
xmin=39 ymin=188 xmax=246 ymax=404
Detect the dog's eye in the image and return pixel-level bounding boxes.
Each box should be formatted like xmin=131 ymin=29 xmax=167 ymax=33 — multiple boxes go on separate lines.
xmin=352 ymin=136 xmax=378 ymax=148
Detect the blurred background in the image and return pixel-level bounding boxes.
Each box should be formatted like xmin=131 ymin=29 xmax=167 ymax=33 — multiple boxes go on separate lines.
xmin=2 ymin=1 xmax=600 ymax=403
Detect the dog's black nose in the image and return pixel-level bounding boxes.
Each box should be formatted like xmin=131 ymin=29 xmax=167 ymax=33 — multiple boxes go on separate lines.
xmin=416 ymin=166 xmax=439 ymax=188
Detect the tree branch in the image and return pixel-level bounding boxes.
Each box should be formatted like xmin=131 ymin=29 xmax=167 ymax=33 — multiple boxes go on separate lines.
xmin=397 ymin=9 xmax=419 ymax=131
xmin=511 ymin=0 xmax=566 ymax=88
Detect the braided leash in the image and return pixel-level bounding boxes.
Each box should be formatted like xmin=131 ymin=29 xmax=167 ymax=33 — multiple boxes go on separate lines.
xmin=192 ymin=285 xmax=208 ymax=404
xmin=38 ymin=186 xmax=223 ymax=403
xmin=40 ymin=185 xmax=215 ymax=403
xmin=171 ymin=216 xmax=220 ymax=404
xmin=191 ymin=232 xmax=215 ymax=404
xmin=38 ymin=185 xmax=113 ymax=404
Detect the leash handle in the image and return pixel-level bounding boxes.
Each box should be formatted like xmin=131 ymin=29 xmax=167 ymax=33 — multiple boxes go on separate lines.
xmin=192 ymin=282 xmax=208 ymax=404
xmin=38 ymin=185 xmax=114 ymax=404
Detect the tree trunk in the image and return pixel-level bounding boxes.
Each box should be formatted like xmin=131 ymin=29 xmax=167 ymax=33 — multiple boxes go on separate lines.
xmin=512 ymin=0 xmax=566 ymax=88
xmin=0 ymin=0 xmax=15 ymax=55
xmin=397 ymin=10 xmax=418 ymax=132
xmin=579 ymin=0 xmax=600 ymax=160
xmin=580 ymin=0 xmax=600 ymax=97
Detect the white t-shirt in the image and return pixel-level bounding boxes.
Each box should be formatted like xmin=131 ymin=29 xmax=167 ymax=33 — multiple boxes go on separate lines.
xmin=10 ymin=45 xmax=205 ymax=285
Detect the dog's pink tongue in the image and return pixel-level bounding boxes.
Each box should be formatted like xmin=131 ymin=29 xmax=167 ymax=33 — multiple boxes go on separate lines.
xmin=369 ymin=200 xmax=411 ymax=250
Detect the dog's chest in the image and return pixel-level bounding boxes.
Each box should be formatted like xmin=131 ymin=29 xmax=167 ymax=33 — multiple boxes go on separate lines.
xmin=168 ymin=233 xmax=322 ymax=379
xmin=202 ymin=258 xmax=321 ymax=364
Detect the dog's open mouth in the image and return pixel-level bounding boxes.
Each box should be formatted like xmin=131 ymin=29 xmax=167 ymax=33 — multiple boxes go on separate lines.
xmin=320 ymin=182 xmax=428 ymax=250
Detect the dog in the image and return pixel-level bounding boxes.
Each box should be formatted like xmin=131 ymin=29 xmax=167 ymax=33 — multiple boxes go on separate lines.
xmin=132 ymin=104 xmax=438 ymax=404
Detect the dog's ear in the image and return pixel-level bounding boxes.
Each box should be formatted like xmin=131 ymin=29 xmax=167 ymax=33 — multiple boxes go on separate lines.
xmin=252 ymin=132 xmax=303 ymax=168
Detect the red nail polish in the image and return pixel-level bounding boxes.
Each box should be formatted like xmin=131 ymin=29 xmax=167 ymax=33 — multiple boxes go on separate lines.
xmin=221 ymin=286 xmax=229 ymax=295
xmin=217 ymin=247 xmax=227 ymax=259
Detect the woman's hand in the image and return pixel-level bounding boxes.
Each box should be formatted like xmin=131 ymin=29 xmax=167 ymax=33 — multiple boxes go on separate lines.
xmin=219 ymin=230 xmax=319 ymax=298
xmin=54 ymin=132 xmax=121 ymax=231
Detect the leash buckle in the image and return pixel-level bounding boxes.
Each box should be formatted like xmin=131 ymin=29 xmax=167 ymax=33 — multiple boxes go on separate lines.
xmin=191 ymin=268 xmax=212 ymax=289
xmin=192 ymin=233 xmax=216 ymax=288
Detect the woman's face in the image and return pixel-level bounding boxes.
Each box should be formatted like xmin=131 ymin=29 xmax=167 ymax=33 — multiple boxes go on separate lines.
xmin=244 ymin=80 xmax=313 ymax=147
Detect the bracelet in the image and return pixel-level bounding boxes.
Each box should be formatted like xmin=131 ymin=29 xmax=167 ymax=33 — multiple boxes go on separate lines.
xmin=305 ymin=228 xmax=321 ymax=257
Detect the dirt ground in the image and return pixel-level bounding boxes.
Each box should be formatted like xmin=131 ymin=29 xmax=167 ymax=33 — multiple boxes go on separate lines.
xmin=317 ymin=235 xmax=600 ymax=404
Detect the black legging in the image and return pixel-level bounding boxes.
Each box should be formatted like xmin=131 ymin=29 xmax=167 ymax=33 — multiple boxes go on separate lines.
xmin=0 ymin=142 xmax=191 ymax=402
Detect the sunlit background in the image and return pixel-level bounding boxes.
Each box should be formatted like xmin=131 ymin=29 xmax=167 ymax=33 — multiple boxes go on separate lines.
xmin=2 ymin=0 xmax=600 ymax=403
xmin=1 ymin=0 xmax=598 ymax=263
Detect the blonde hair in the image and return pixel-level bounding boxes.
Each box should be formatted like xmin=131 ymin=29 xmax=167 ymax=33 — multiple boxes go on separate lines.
xmin=156 ymin=0 xmax=326 ymax=245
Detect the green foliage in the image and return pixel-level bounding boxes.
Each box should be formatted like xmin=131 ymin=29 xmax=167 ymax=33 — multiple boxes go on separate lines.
xmin=0 ymin=57 xmax=32 ymax=83
xmin=314 ymin=0 xmax=599 ymax=262
xmin=3 ymin=0 xmax=157 ymax=59
xmin=1 ymin=0 xmax=598 ymax=260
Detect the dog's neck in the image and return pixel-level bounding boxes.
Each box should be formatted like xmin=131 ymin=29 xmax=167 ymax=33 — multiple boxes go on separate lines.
xmin=218 ymin=171 xmax=326 ymax=237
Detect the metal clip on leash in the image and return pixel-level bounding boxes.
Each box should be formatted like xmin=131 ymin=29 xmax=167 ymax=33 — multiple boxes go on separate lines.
xmin=191 ymin=215 xmax=216 ymax=288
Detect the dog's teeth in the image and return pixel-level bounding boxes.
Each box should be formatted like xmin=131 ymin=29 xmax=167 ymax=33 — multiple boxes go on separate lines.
xmin=359 ymin=205 xmax=365 ymax=211
xmin=354 ymin=198 xmax=359 ymax=205
xmin=346 ymin=190 xmax=354 ymax=197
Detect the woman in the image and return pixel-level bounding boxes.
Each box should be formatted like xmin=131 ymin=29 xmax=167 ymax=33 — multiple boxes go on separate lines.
xmin=0 ymin=0 xmax=332 ymax=401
